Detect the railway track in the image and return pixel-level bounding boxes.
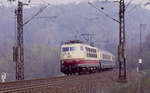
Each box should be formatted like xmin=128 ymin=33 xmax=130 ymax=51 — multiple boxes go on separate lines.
xmin=0 ymin=69 xmax=117 ymax=93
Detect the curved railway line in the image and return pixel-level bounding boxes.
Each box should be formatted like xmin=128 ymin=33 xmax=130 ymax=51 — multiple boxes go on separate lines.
xmin=0 ymin=69 xmax=140 ymax=93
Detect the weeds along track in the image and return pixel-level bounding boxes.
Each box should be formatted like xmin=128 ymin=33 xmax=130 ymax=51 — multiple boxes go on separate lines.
xmin=0 ymin=69 xmax=117 ymax=93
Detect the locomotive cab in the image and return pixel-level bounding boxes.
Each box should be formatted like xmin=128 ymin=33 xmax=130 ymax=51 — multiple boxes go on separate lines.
xmin=60 ymin=44 xmax=85 ymax=63
xmin=60 ymin=40 xmax=86 ymax=74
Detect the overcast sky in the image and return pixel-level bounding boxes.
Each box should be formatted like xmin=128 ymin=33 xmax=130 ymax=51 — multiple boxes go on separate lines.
xmin=25 ymin=0 xmax=149 ymax=5
xmin=0 ymin=0 xmax=148 ymax=4
xmin=0 ymin=0 xmax=149 ymax=8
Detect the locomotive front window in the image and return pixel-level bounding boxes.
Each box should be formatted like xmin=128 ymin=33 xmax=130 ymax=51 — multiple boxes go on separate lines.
xmin=62 ymin=47 xmax=69 ymax=52
xmin=62 ymin=47 xmax=76 ymax=52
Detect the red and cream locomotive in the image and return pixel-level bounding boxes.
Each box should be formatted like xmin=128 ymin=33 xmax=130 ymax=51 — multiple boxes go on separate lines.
xmin=60 ymin=40 xmax=115 ymax=75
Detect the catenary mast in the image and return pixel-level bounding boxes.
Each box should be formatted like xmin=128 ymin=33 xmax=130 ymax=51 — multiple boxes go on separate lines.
xmin=118 ymin=0 xmax=127 ymax=81
xmin=14 ymin=1 xmax=24 ymax=80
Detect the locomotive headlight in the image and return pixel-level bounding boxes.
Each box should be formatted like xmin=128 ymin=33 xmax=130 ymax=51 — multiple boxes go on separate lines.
xmin=61 ymin=61 xmax=64 ymax=64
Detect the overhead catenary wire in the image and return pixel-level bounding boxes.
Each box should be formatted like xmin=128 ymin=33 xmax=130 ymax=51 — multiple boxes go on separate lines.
xmin=23 ymin=5 xmax=48 ymax=25
xmin=35 ymin=16 xmax=57 ymax=19
xmin=88 ymin=0 xmax=141 ymax=20
xmin=23 ymin=0 xmax=56 ymax=26
xmin=87 ymin=0 xmax=143 ymax=44
xmin=88 ymin=0 xmax=146 ymax=44
xmin=7 ymin=0 xmax=54 ymax=26
xmin=88 ymin=2 xmax=120 ymax=23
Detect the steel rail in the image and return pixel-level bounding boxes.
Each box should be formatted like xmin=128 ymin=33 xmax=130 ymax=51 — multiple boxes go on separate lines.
xmin=0 ymin=69 xmax=117 ymax=93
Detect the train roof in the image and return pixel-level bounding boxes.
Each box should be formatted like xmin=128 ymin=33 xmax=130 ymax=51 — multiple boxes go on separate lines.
xmin=62 ymin=40 xmax=95 ymax=47
xmin=62 ymin=41 xmax=96 ymax=48
xmin=63 ymin=40 xmax=83 ymax=44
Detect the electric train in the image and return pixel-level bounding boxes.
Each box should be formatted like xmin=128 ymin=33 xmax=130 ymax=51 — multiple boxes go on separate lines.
xmin=60 ymin=40 xmax=115 ymax=75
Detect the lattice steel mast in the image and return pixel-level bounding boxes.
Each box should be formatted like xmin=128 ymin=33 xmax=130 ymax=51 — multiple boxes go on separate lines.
xmin=118 ymin=0 xmax=126 ymax=81
xmin=14 ymin=1 xmax=24 ymax=80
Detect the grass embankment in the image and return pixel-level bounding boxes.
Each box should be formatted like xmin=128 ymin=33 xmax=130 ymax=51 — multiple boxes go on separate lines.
xmin=100 ymin=70 xmax=150 ymax=93
xmin=44 ymin=70 xmax=149 ymax=93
